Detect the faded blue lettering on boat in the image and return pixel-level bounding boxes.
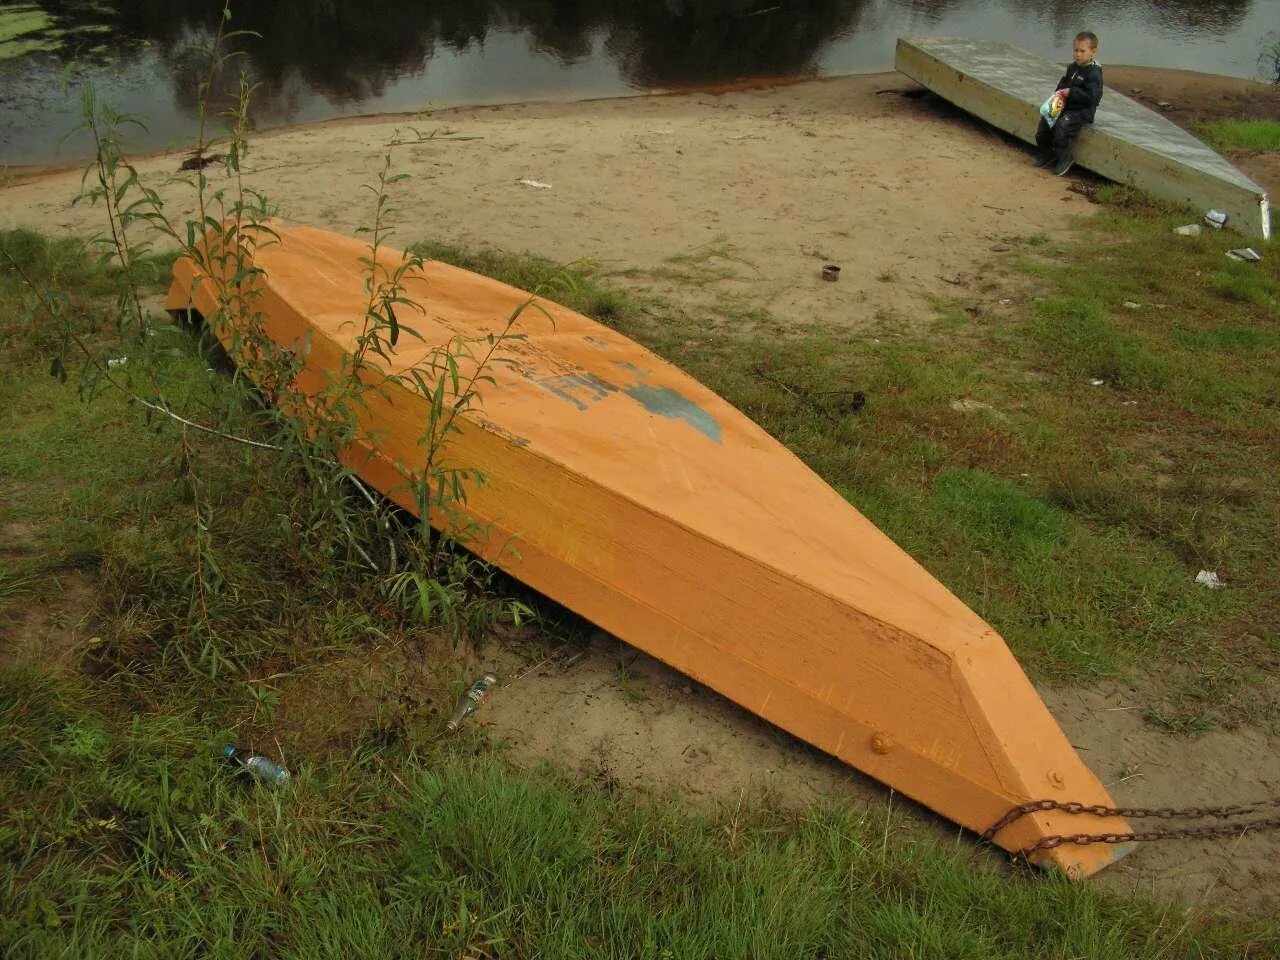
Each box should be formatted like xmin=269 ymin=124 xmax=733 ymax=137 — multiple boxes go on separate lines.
xmin=623 ymin=384 xmax=721 ymax=442
xmin=538 ymin=373 xmax=616 ymax=410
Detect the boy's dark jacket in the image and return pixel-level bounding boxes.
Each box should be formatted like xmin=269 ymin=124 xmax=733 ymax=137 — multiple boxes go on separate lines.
xmin=1056 ymin=61 xmax=1104 ymax=122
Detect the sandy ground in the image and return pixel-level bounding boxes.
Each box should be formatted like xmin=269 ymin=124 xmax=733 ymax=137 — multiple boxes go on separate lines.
xmin=4 ymin=67 xmax=1279 ymax=915
xmin=0 ymin=71 xmax=1100 ymax=334
xmin=3 ymin=67 xmax=1273 ymax=328
xmin=477 ymin=634 xmax=1280 ymax=917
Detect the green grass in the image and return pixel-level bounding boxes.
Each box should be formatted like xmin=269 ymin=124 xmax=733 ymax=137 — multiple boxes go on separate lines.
xmin=408 ymin=240 xmax=630 ymax=324
xmin=3 ymin=215 xmax=1280 ymax=953
xmin=0 ymin=233 xmax=401 ymax=678
xmin=2 ymin=665 xmax=1277 ymax=959
xmin=609 ymin=237 xmax=760 ymax=288
xmin=1172 ymin=325 xmax=1278 ymax=351
xmin=0 ymin=6 xmax=56 ymax=60
xmin=1198 ymin=118 xmax=1280 ymax=153
xmin=0 ymin=565 xmax=34 ymax=603
xmin=1027 ymin=296 xmax=1169 ymax=390
xmin=0 ymin=6 xmax=114 ymax=60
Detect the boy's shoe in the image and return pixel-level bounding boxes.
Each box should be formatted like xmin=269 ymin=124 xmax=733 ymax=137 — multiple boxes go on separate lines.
xmin=1033 ymin=154 xmax=1055 ymax=168
xmin=1052 ymin=155 xmax=1074 ymax=176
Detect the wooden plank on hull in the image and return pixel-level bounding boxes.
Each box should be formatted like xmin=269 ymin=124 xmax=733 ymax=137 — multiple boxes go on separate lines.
xmin=166 ymin=221 xmax=1136 ymax=876
xmin=895 ymin=37 xmax=1272 ymax=240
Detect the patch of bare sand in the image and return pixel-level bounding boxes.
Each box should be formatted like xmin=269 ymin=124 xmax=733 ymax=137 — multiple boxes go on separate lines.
xmin=263 ymin=635 xmax=462 ymax=759
xmin=483 ymin=632 xmax=874 ymax=809
xmin=0 ymin=562 xmax=96 ymax=671
xmin=1048 ymin=682 xmax=1280 ymax=915
xmin=1108 ymin=65 xmax=1280 ymax=127
xmin=0 ymin=72 xmax=1093 ymax=334
xmin=478 ymin=634 xmax=1280 ymax=917
xmin=1238 ymin=153 xmax=1280 ymax=206
xmin=0 ymin=491 xmax=94 ymax=669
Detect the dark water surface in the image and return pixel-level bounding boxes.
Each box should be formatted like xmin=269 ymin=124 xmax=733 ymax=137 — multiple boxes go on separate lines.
xmin=1 ymin=0 xmax=1278 ymax=166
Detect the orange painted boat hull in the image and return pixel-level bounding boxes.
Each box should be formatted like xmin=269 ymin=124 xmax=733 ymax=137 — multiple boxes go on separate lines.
xmin=166 ymin=222 xmax=1132 ymax=876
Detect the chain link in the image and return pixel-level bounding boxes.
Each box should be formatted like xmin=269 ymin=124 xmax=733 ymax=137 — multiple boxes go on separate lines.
xmin=981 ymin=797 xmax=1280 ymax=857
xmin=1021 ymin=817 xmax=1280 ymax=855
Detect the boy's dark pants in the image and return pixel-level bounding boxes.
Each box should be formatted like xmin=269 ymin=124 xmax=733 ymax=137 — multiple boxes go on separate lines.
xmin=1035 ymin=111 xmax=1089 ymax=161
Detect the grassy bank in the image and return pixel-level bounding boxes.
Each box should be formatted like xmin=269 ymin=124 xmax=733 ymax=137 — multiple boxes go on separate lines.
xmin=1 ymin=191 xmax=1278 ymax=956
xmin=1198 ymin=118 xmax=1280 ymax=153
xmin=5 ymin=665 xmax=1277 ymax=959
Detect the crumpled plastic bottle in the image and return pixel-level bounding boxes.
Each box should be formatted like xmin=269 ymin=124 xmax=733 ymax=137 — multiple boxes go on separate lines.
xmin=223 ymin=745 xmax=291 ymax=783
xmin=446 ymin=673 xmax=498 ymax=733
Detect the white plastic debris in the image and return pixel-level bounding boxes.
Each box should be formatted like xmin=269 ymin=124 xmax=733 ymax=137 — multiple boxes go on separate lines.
xmin=1173 ymin=224 xmax=1201 ymax=237
xmin=1123 ymin=301 xmax=1140 ymax=310
xmin=107 ymin=357 xmax=128 ymax=369
xmin=998 ymin=298 xmax=1013 ymax=305
xmin=950 ymin=399 xmax=1004 ymax=418
xmin=1195 ymin=570 xmax=1224 ymax=589
xmin=1204 ymin=210 xmax=1228 ymax=229
xmin=1089 ymin=378 xmax=1105 ymax=386
xmin=516 ymin=178 xmax=552 ymax=189
xmin=1226 ymin=247 xmax=1262 ymax=263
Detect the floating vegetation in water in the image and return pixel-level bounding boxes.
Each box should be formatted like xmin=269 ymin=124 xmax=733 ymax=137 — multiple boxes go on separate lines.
xmin=0 ymin=4 xmax=114 ymax=61
xmin=0 ymin=5 xmax=58 ymax=60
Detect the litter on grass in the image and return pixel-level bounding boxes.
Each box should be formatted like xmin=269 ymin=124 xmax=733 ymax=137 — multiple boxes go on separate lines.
xmin=223 ymin=746 xmax=291 ymax=783
xmin=1226 ymin=248 xmax=1262 ymax=263
xmin=950 ymin=399 xmax=1005 ymax=418
xmin=1195 ymin=570 xmax=1224 ymax=590
xmin=446 ymin=673 xmax=498 ymax=733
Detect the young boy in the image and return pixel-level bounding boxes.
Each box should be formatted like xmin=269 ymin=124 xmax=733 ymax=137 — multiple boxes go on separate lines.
xmin=1035 ymin=32 xmax=1104 ymax=176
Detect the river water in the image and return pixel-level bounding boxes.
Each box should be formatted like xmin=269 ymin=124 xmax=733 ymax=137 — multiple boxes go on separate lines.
xmin=1 ymin=0 xmax=1277 ymax=166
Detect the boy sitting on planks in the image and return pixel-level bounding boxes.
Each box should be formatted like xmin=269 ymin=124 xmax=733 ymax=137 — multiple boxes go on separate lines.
xmin=1035 ymin=31 xmax=1104 ymax=176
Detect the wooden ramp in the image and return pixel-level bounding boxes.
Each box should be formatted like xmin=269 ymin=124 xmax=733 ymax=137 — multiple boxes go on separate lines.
xmin=166 ymin=221 xmax=1133 ymax=876
xmin=896 ymin=36 xmax=1272 ymax=241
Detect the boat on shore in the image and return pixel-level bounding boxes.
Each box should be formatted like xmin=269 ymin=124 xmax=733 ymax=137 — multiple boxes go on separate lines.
xmin=166 ymin=221 xmax=1133 ymax=876
xmin=895 ymin=36 xmax=1272 ymax=241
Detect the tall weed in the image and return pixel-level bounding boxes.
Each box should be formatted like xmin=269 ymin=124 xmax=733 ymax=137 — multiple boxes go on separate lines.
xmin=2 ymin=2 xmax=533 ymax=676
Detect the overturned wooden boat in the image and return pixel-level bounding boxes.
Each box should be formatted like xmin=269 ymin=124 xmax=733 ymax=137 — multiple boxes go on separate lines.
xmin=167 ymin=221 xmax=1132 ymax=875
xmin=896 ymin=36 xmax=1272 ymax=241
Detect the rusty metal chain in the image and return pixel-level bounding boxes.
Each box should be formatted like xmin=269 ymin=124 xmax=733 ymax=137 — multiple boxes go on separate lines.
xmin=982 ymin=797 xmax=1280 ymax=857
xmin=1021 ymin=818 xmax=1280 ymax=854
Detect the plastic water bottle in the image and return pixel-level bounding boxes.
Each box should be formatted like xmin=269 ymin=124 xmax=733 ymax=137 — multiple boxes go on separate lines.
xmin=223 ymin=745 xmax=291 ymax=783
xmin=446 ymin=673 xmax=498 ymax=733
